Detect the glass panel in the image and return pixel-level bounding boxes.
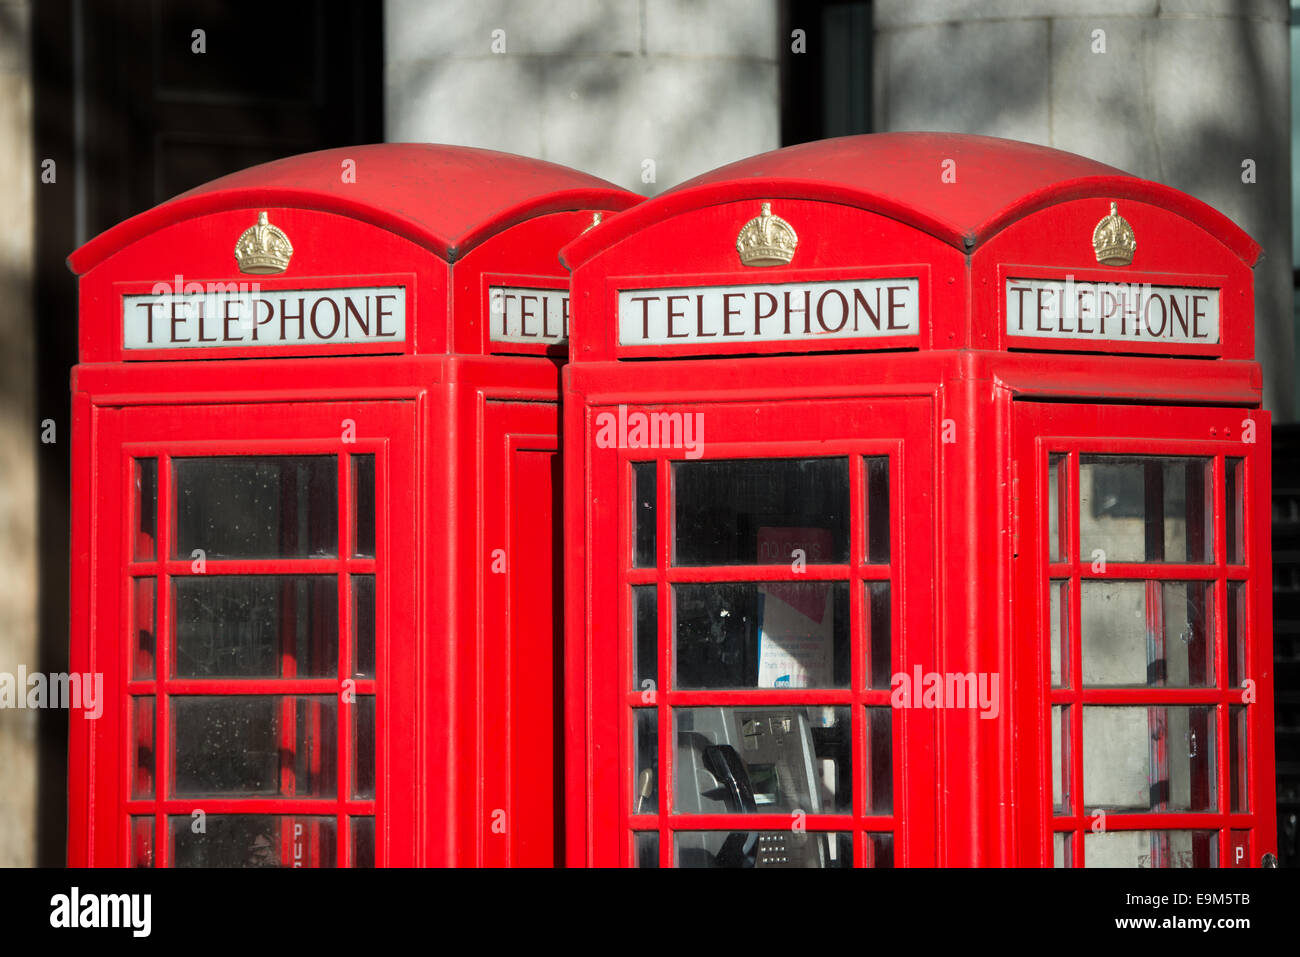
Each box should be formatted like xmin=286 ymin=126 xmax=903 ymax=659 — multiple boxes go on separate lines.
xmin=1049 ymin=580 xmax=1067 ymax=687
xmin=130 ymin=816 xmax=154 ymax=868
xmin=173 ymin=455 xmax=337 ymax=559
xmin=134 ymin=458 xmax=157 ymax=560
xmin=1227 ymin=581 xmax=1247 ymax=688
xmin=1052 ymin=705 xmax=1069 ymax=814
xmin=1053 ymin=831 xmax=1071 ymax=868
xmin=673 ymin=458 xmax=849 ymax=566
xmin=352 ymin=454 xmax=375 ymax=558
xmin=132 ymin=577 xmax=156 ymax=680
xmin=1048 ymin=453 xmax=1065 ymax=563
xmin=634 ymin=831 xmax=659 ymax=868
xmin=1078 ymin=456 xmax=1212 ymax=563
xmin=1230 ymin=705 xmax=1248 ymax=812
xmin=171 ymin=695 xmax=337 ymax=797
xmin=1082 ymin=706 xmax=1216 ymax=812
xmin=864 ymin=706 xmax=892 ymax=814
xmin=131 ymin=696 xmax=154 ymax=799
xmin=865 ymin=832 xmax=893 ymax=868
xmin=865 ymin=456 xmax=890 ymax=564
xmin=353 ymin=575 xmax=375 ymax=678
xmin=633 ymin=709 xmax=658 ymax=815
xmin=173 ymin=576 xmax=338 ymax=678
xmin=675 ymin=831 xmax=852 ymax=868
xmin=1084 ymin=829 xmax=1218 ymax=868
xmin=352 ymin=817 xmax=375 ymax=867
xmin=674 ymin=582 xmax=849 ymax=689
xmin=633 ymin=462 xmax=656 ymax=568
xmin=1081 ymin=581 xmax=1214 ymax=687
xmin=1226 ymin=457 xmax=1244 ymax=565
xmin=633 ymin=586 xmax=657 ymax=692
xmin=170 ymin=815 xmax=337 ymax=868
xmin=353 ymin=695 xmax=375 ymax=800
xmin=865 ymin=581 xmax=891 ymax=690
xmin=673 ymin=706 xmax=851 ymax=814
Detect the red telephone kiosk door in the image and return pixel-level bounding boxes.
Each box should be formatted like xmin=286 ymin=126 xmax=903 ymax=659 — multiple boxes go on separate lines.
xmin=580 ymin=393 xmax=938 ymax=867
xmin=84 ymin=399 xmax=417 ymax=866
xmin=1013 ymin=402 xmax=1276 ymax=868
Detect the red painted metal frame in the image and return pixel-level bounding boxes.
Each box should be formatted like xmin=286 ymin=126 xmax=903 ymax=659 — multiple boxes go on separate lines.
xmin=1011 ymin=402 xmax=1276 ymax=867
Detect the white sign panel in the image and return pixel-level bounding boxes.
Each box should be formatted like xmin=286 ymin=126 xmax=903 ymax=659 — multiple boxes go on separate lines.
xmin=123 ymin=285 xmax=406 ymax=349
xmin=618 ymin=278 xmax=919 ymax=347
xmin=1005 ymin=277 xmax=1220 ymax=345
xmin=488 ymin=286 xmax=569 ymax=344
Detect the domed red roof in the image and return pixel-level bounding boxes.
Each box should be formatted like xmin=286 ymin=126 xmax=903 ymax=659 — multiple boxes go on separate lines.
xmin=69 ymin=144 xmax=638 ymax=274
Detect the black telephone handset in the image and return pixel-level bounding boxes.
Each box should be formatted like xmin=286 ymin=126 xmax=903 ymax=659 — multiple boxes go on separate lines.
xmin=702 ymin=742 xmax=822 ymax=868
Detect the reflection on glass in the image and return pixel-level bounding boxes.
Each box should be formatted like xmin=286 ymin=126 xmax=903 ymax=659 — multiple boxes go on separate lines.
xmin=172 ymin=695 xmax=337 ymax=797
xmin=633 ymin=586 xmax=657 ymax=691
xmin=133 ymin=577 xmax=156 ymax=680
xmin=633 ymin=463 xmax=656 ymax=568
xmin=354 ymin=695 xmax=375 ymax=800
xmin=673 ymin=582 xmax=849 ymax=689
xmin=352 ymin=817 xmax=375 ymax=867
xmin=1082 ymin=706 xmax=1216 ymax=813
xmin=1226 ymin=457 xmax=1244 ymax=565
xmin=865 ymin=456 xmax=890 ymax=564
xmin=1078 ymin=456 xmax=1212 ymax=563
xmin=675 ymin=831 xmax=852 ymax=868
xmin=633 ymin=709 xmax=658 ymax=815
xmin=130 ymin=816 xmax=154 ymax=868
xmin=1084 ymin=829 xmax=1218 ymax=868
xmin=865 ymin=832 xmax=893 ymax=868
xmin=1053 ymin=832 xmax=1071 ymax=868
xmin=1049 ymin=580 xmax=1067 ymax=687
xmin=1227 ymin=581 xmax=1246 ymax=688
xmin=134 ymin=458 xmax=157 ymax=560
xmin=132 ymin=696 xmax=154 ymax=799
xmin=673 ymin=458 xmax=849 ymax=566
xmin=1230 ymin=705 xmax=1248 ymax=812
xmin=635 ymin=831 xmax=659 ymax=868
xmin=173 ymin=576 xmax=338 ymax=678
xmin=170 ymin=815 xmax=337 ymax=868
xmin=674 ymin=706 xmax=851 ymax=815
xmin=353 ymin=454 xmax=375 ymax=558
xmin=174 ymin=455 xmax=337 ymax=559
xmin=865 ymin=581 xmax=891 ymax=690
xmin=353 ymin=575 xmax=375 ymax=678
xmin=1080 ymin=581 xmax=1213 ymax=687
xmin=1052 ymin=705 xmax=1069 ymax=814
xmin=864 ymin=706 xmax=892 ymax=814
xmin=1048 ymin=453 xmax=1065 ymax=563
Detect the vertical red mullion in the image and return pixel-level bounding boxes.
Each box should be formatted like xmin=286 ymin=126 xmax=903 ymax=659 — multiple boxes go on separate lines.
xmin=849 ymin=453 xmax=866 ymax=868
xmin=1067 ymin=450 xmax=1084 ymax=866
xmin=337 ymin=449 xmax=353 ymax=867
xmin=657 ymin=455 xmax=672 ymax=868
xmin=155 ymin=454 xmax=172 ymax=868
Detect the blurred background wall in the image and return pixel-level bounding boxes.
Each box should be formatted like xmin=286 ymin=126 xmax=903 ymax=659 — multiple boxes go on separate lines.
xmin=1 ymin=0 xmax=1295 ymax=865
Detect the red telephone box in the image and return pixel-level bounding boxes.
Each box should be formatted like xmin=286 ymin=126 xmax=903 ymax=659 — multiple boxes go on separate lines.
xmin=67 ymin=144 xmax=637 ymax=867
xmin=560 ymin=133 xmax=1277 ymax=867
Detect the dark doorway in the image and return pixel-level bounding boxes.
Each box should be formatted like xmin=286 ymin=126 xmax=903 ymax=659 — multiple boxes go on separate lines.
xmin=32 ymin=0 xmax=383 ymax=865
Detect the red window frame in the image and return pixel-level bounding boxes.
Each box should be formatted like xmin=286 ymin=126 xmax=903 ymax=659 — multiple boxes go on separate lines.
xmin=1013 ymin=401 xmax=1276 ymax=867
xmin=581 ymin=396 xmax=937 ymax=867
xmin=85 ymin=400 xmax=417 ymax=867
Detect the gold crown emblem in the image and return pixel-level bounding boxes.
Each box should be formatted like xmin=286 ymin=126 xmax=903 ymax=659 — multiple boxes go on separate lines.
xmin=235 ymin=211 xmax=293 ymax=274
xmin=1092 ymin=201 xmax=1136 ymax=266
xmin=736 ymin=202 xmax=797 ymax=267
